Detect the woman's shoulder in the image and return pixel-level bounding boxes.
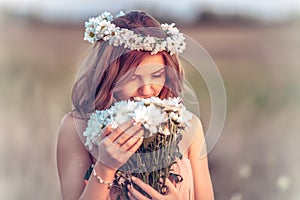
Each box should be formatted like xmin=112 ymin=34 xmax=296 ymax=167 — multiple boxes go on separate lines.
xmin=59 ymin=112 xmax=76 ymax=132
xmin=58 ymin=111 xmax=88 ymax=143
xmin=186 ymin=113 xmax=208 ymax=159
xmin=57 ymin=112 xmax=93 ymax=193
xmin=187 ymin=112 xmax=203 ymax=132
xmin=179 ymin=113 xmax=203 ymax=155
xmin=59 ymin=112 xmax=75 ymax=129
xmin=60 ymin=110 xmax=85 ymax=123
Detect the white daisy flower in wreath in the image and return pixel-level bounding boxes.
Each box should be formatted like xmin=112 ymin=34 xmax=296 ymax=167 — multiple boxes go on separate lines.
xmin=143 ymin=36 xmax=156 ymax=51
xmin=83 ymin=11 xmax=186 ymax=55
xmin=100 ymin=11 xmax=114 ymax=21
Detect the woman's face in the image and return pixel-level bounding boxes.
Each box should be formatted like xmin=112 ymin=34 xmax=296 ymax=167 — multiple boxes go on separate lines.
xmin=113 ymin=54 xmax=166 ymax=100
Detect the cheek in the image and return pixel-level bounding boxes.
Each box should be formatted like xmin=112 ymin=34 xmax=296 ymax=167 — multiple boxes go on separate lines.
xmin=113 ymin=82 xmax=138 ymax=99
xmin=153 ymin=85 xmax=164 ymax=94
xmin=153 ymin=77 xmax=166 ymax=88
xmin=151 ymin=78 xmax=166 ymax=94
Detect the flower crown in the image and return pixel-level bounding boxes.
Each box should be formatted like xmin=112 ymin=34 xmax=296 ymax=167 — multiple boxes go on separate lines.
xmin=84 ymin=11 xmax=186 ymax=55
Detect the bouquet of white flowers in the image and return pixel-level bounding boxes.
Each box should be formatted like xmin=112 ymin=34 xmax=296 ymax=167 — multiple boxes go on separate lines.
xmin=83 ymin=97 xmax=192 ymax=199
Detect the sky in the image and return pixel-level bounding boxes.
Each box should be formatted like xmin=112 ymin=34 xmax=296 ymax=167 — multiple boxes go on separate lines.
xmin=1 ymin=0 xmax=300 ymax=23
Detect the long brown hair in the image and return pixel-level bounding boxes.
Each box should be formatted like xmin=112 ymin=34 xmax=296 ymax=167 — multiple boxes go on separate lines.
xmin=71 ymin=11 xmax=184 ymax=121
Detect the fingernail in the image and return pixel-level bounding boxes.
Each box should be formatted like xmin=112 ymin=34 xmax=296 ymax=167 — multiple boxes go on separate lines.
xmin=127 ymin=184 xmax=131 ymax=189
xmin=131 ymin=176 xmax=136 ymax=181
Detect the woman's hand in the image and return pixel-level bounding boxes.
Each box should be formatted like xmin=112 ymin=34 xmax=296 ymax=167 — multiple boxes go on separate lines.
xmin=97 ymin=119 xmax=144 ymax=170
xmin=127 ymin=176 xmax=180 ymax=200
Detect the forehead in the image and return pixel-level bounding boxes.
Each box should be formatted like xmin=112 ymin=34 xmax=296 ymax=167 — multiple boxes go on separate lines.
xmin=134 ymin=54 xmax=165 ymax=76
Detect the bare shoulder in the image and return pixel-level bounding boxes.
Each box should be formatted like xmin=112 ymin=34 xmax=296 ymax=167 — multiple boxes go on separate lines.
xmin=57 ymin=111 xmax=90 ymax=160
xmin=57 ymin=112 xmax=92 ymax=199
xmin=185 ymin=112 xmax=203 ymax=136
xmin=59 ymin=113 xmax=76 ymax=135
xmin=59 ymin=111 xmax=86 ymax=131
xmin=190 ymin=113 xmax=203 ymax=131
xmin=186 ymin=113 xmax=206 ymax=158
xmin=58 ymin=111 xmax=87 ymax=142
xmin=187 ymin=115 xmax=214 ymax=199
xmin=180 ymin=112 xmax=204 ymax=157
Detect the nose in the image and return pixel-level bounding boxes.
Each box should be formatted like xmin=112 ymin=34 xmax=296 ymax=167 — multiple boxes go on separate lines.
xmin=137 ymin=84 xmax=154 ymax=97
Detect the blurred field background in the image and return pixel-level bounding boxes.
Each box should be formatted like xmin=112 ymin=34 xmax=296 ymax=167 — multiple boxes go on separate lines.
xmin=0 ymin=1 xmax=300 ymax=200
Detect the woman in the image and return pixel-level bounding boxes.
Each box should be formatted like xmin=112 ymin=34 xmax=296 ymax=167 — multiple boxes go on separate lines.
xmin=57 ymin=10 xmax=214 ymax=199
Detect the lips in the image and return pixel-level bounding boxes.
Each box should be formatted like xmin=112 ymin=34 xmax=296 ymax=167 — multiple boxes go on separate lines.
xmin=130 ymin=96 xmax=153 ymax=100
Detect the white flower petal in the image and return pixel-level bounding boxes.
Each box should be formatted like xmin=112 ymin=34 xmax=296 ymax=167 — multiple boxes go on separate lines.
xmin=84 ymin=12 xmax=186 ymax=55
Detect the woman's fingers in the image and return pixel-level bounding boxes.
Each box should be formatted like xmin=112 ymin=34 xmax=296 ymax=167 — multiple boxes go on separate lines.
xmin=130 ymin=176 xmax=160 ymax=199
xmin=164 ymin=177 xmax=177 ymax=192
xmin=114 ymin=122 xmax=143 ymax=145
xmin=129 ymin=176 xmax=180 ymax=200
xmin=106 ymin=119 xmax=135 ymax=141
xmin=97 ymin=119 xmax=144 ymax=169
xmin=125 ymin=132 xmax=144 ymax=152
xmin=127 ymin=192 xmax=137 ymax=200
xmin=102 ymin=124 xmax=112 ymax=136
xmin=127 ymin=184 xmax=149 ymax=200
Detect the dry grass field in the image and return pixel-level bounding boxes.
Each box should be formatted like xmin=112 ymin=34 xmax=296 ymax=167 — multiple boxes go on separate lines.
xmin=0 ymin=14 xmax=300 ymax=199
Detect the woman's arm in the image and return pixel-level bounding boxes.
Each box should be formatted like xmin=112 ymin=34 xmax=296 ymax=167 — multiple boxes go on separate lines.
xmin=188 ymin=115 xmax=215 ymax=200
xmin=57 ymin=113 xmax=115 ymax=200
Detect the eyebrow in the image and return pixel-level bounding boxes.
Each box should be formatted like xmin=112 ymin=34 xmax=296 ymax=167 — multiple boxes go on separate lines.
xmin=151 ymin=68 xmax=165 ymax=74
xmin=134 ymin=68 xmax=165 ymax=77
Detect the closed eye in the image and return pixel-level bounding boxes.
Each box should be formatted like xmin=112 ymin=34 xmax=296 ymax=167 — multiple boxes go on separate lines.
xmin=130 ymin=68 xmax=165 ymax=81
xmin=151 ymin=71 xmax=165 ymax=78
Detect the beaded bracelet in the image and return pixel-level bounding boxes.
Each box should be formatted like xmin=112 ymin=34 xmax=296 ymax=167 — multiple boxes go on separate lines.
xmin=91 ymin=164 xmax=114 ymax=189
